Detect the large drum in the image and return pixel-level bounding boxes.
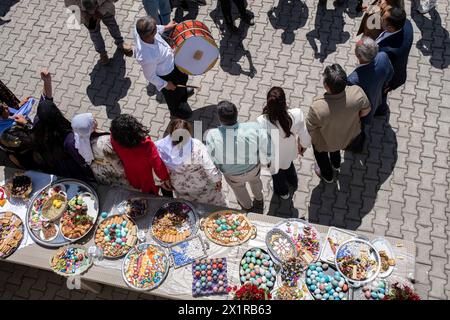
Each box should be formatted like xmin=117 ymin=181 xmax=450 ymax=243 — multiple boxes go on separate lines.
xmin=170 ymin=20 xmax=219 ymax=76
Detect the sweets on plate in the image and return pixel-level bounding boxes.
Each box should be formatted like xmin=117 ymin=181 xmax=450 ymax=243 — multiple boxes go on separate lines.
xmin=95 ymin=214 xmax=137 ymax=258
xmin=118 ymin=198 xmax=148 ymax=219
xmin=40 ymin=222 xmax=59 ymax=241
xmin=122 ymin=243 xmax=169 ymax=290
xmin=271 ymin=280 xmax=311 ymax=300
xmin=60 ymin=194 xmax=94 ymax=240
xmin=6 ymin=174 xmax=32 ymax=198
xmin=280 ymin=256 xmax=306 ymax=286
xmin=192 ymin=258 xmax=228 ymax=297
xmin=50 ymin=246 xmax=92 ymax=276
xmin=202 ymin=210 xmax=255 ymax=246
xmin=0 ymin=211 xmax=24 ymax=258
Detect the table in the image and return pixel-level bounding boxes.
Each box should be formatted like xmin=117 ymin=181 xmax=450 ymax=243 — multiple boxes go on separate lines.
xmin=0 ymin=167 xmax=416 ymax=300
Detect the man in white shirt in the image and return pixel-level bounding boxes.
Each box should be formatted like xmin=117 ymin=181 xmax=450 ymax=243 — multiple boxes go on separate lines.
xmin=134 ymin=17 xmax=194 ymax=119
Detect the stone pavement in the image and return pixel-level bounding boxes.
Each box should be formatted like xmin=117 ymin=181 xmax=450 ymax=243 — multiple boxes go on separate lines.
xmin=0 ymin=0 xmax=449 ymax=299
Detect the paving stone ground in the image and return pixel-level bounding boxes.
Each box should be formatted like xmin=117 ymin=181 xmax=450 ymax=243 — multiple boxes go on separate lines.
xmin=0 ymin=0 xmax=449 ymax=299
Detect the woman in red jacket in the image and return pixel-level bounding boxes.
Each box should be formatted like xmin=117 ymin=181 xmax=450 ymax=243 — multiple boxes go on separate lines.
xmin=110 ymin=114 xmax=171 ymax=194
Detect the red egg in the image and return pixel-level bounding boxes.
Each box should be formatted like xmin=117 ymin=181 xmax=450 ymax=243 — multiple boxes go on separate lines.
xmin=212 ymin=264 xmax=217 ymax=269
xmin=218 ymin=264 xmax=223 ymax=269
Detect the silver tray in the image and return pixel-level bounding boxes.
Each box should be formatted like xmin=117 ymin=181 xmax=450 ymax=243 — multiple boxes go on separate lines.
xmin=265 ymin=228 xmax=297 ymax=264
xmin=25 ymin=179 xmax=99 ymax=248
xmin=121 ymin=242 xmax=170 ymax=292
xmin=149 ymin=200 xmax=198 ymax=248
xmin=273 ymin=218 xmax=322 ymax=263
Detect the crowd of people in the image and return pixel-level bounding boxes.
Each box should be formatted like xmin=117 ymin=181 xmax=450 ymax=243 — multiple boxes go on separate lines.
xmin=0 ymin=0 xmax=422 ymax=212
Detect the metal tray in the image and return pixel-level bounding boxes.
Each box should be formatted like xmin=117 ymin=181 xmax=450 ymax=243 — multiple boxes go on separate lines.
xmin=273 ymin=218 xmax=322 ymax=263
xmin=238 ymin=247 xmax=277 ymax=291
xmin=335 ymin=238 xmax=381 ymax=287
xmin=168 ymin=235 xmax=208 ymax=269
xmin=319 ymin=227 xmax=357 ymax=265
xmin=25 ymin=179 xmax=99 ymax=248
xmin=265 ymin=228 xmax=297 ymax=264
xmin=150 ymin=201 xmax=198 ymax=247
xmin=121 ymin=243 xmax=170 ymax=292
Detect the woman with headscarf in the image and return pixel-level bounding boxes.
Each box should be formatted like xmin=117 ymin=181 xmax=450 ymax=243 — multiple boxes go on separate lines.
xmin=71 ymin=113 xmax=131 ymax=187
xmin=156 ymin=119 xmax=227 ymax=206
xmin=257 ymin=87 xmax=311 ymax=200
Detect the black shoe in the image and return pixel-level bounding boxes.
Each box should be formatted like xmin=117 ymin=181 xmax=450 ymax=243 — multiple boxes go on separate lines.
xmin=186 ymin=87 xmax=194 ymax=98
xmin=242 ymin=13 xmax=255 ymax=26
xmin=252 ymin=199 xmax=264 ymax=213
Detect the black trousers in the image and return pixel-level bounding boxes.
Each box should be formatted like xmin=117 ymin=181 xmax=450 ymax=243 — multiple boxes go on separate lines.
xmin=160 ymin=66 xmax=188 ymax=114
xmin=313 ymin=147 xmax=341 ymax=181
xmin=272 ymin=162 xmax=298 ymax=196
xmin=220 ymin=0 xmax=247 ymax=24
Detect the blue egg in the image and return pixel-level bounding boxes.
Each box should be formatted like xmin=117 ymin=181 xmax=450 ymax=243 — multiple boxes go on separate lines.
xmin=378 ymin=293 xmax=385 ymax=299
xmin=246 ymin=252 xmax=252 ymax=257
xmin=101 ymin=212 xmax=108 ymax=218
xmin=195 ymin=282 xmax=201 ymax=288
xmin=116 ymin=238 xmax=122 ymax=244
xmin=307 ymin=270 xmax=312 ymax=277
xmin=316 ymin=267 xmax=323 ymax=272
xmin=310 ymin=285 xmax=317 ymax=291
xmin=378 ymin=288 xmax=385 ymax=294
xmin=213 ymin=270 xmax=218 ymax=275
xmin=334 ymin=297 xmax=340 ymax=300
xmin=201 ymin=265 xmax=206 ymax=270
xmin=334 ymin=274 xmax=341 ymax=281
xmin=309 ymin=265 xmax=316 ymax=271
xmin=306 ymin=278 xmax=312 ymax=285
xmin=315 ymin=294 xmax=322 ymax=299
xmin=323 ymin=293 xmax=329 ymax=299
xmin=371 ymin=292 xmax=378 ymax=299
xmin=103 ymin=228 xmax=109 ymax=235
xmin=325 ymin=284 xmax=332 ymax=292
xmin=111 ymin=223 xmax=116 ymax=228
xmin=378 ymin=282 xmax=385 ymax=289
xmin=318 ymin=272 xmax=324 ymax=277
xmin=320 ymin=277 xmax=326 ymax=283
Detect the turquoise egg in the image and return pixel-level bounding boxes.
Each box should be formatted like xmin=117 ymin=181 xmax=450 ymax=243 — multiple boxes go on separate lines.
xmin=310 ymin=285 xmax=316 ymax=291
xmin=216 ymin=227 xmax=222 ymax=232
xmin=101 ymin=212 xmax=108 ymax=218
xmin=103 ymin=228 xmax=109 ymax=235
xmin=116 ymin=238 xmax=122 ymax=244
xmin=307 ymin=270 xmax=312 ymax=276
xmin=240 ymin=276 xmax=246 ymax=282
xmin=122 ymin=221 xmax=127 ymax=226
xmin=104 ymin=236 xmax=110 ymax=242
xmin=309 ymin=265 xmax=316 ymax=271
xmin=243 ymin=263 xmax=249 ymax=270
xmin=306 ymin=278 xmax=312 ymax=285
xmin=111 ymin=223 xmax=116 ymax=228
xmin=245 ymin=251 xmax=252 ymax=257
xmin=266 ymin=281 xmax=273 ymax=287
xmin=371 ymin=292 xmax=378 ymax=299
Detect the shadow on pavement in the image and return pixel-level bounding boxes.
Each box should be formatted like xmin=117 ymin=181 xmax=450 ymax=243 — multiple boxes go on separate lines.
xmin=267 ymin=0 xmax=309 ymax=45
xmin=0 ymin=0 xmax=18 ymax=26
xmin=86 ymin=50 xmax=131 ymax=119
xmin=174 ymin=0 xmax=200 ymax=22
xmin=210 ymin=1 xmax=256 ymax=78
xmin=306 ymin=0 xmax=351 ymax=62
xmin=267 ymin=184 xmax=300 ymax=218
xmin=411 ymin=1 xmax=450 ymax=69
xmin=308 ymin=115 xmax=398 ymax=230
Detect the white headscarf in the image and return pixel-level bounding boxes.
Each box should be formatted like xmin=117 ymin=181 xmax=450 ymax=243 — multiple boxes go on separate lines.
xmin=71 ymin=113 xmax=95 ymax=165
xmin=155 ymin=135 xmax=193 ymax=170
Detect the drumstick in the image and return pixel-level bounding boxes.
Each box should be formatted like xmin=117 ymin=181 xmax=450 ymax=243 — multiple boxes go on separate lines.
xmin=177 ymin=84 xmax=201 ymax=91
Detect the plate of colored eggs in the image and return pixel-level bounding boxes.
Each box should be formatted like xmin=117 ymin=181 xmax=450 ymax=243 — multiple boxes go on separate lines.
xmin=304 ymin=261 xmax=350 ymax=300
xmin=192 ymin=258 xmax=228 ymax=297
xmin=239 ymin=248 xmax=277 ymax=291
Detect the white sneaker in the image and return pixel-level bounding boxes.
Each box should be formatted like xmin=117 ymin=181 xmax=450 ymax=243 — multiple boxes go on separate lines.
xmin=280 ymin=193 xmax=290 ymax=200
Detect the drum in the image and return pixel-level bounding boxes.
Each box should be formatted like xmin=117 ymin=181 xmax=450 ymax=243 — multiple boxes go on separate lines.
xmin=170 ymin=20 xmax=219 ymax=76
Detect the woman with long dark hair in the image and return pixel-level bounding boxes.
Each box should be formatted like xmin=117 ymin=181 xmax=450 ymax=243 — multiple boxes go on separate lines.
xmin=110 ymin=114 xmax=171 ymax=194
xmin=8 ymin=70 xmax=95 ymax=181
xmin=257 ymin=87 xmax=311 ymax=200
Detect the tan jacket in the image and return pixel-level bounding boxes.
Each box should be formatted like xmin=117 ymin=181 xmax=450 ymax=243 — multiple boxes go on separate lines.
xmin=306 ymin=86 xmax=370 ymax=153
xmin=64 ymin=0 xmax=117 ymax=25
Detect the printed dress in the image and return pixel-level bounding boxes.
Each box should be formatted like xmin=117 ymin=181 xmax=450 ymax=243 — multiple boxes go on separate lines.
xmin=156 ymin=137 xmax=227 ymax=207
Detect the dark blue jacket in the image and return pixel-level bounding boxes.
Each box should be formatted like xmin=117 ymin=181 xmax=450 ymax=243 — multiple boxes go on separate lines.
xmin=377 ymin=19 xmax=414 ymax=90
xmin=348 ymin=52 xmax=394 ymax=124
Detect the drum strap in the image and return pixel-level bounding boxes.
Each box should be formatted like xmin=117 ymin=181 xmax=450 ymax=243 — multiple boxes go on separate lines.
xmin=173 ymin=28 xmax=213 ymax=40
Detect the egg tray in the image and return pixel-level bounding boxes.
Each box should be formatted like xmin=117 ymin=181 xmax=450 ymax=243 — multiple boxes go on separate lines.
xmin=191 ymin=258 xmax=228 ymax=297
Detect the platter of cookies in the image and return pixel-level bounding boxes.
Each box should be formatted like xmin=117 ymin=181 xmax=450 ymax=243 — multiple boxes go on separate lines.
xmin=200 ymin=210 xmax=256 ymax=247
xmin=150 ymin=201 xmax=197 ymax=247
xmin=122 ymin=243 xmax=170 ymax=291
xmin=0 ymin=211 xmax=24 ymax=258
xmin=26 ymin=179 xmax=99 ymax=247
xmin=50 ymin=245 xmax=92 ymax=277
xmin=273 ymin=219 xmax=322 ymax=265
xmin=94 ymin=214 xmax=138 ymax=259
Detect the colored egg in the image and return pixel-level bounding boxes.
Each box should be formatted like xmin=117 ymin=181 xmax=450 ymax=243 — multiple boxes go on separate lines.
xmin=266 ymin=281 xmax=273 ymax=287
xmin=364 ymin=291 xmax=372 ymax=299
xmin=378 ymin=293 xmax=385 ymax=299
xmin=240 ymin=276 xmax=246 ymax=282
xmin=322 ymin=263 xmax=329 ymax=271
xmin=342 ymin=284 xmax=348 ymax=292
xmin=371 ymin=292 xmax=378 ymax=299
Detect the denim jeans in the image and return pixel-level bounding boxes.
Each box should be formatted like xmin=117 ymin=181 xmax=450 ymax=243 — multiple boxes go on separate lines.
xmin=86 ymin=14 xmax=124 ymax=54
xmin=143 ymin=0 xmax=171 ymax=25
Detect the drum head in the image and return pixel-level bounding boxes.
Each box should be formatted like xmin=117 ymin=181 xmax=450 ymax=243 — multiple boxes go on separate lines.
xmin=174 ymin=37 xmax=219 ymax=75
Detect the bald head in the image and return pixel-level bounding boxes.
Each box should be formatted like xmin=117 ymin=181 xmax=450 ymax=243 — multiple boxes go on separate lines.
xmin=355 ymin=37 xmax=379 ymax=64
xmin=136 ymin=16 xmax=157 ymax=42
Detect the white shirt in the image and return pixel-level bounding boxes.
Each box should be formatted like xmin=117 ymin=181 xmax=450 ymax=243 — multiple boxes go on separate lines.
xmin=134 ymin=25 xmax=174 ymax=91
xmin=376 ymin=29 xmax=402 ymax=44
xmin=257 ymin=108 xmax=311 ymax=174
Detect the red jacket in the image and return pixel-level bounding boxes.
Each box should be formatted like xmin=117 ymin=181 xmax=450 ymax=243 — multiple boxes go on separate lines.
xmin=111 ymin=136 xmax=169 ymax=194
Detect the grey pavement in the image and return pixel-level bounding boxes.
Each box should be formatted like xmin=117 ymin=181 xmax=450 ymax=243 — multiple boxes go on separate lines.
xmin=0 ymin=0 xmax=449 ymax=299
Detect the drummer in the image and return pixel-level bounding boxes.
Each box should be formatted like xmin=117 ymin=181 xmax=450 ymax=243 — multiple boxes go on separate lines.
xmin=134 ymin=17 xmax=195 ymax=119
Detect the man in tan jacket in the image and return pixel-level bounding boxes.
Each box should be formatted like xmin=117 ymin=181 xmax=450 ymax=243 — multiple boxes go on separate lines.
xmin=65 ymin=0 xmax=132 ymax=64
xmin=306 ymin=64 xmax=371 ymax=183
